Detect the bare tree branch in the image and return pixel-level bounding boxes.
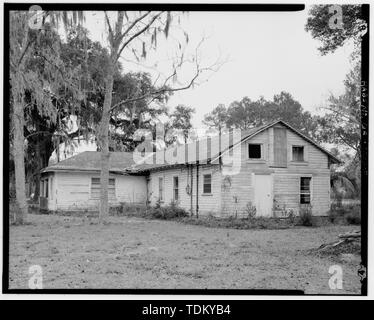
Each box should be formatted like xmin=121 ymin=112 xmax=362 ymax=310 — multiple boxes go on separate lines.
xmin=104 ymin=11 xmax=114 ymax=45
xmin=110 ymin=70 xmax=199 ymax=112
xmin=118 ymin=11 xmax=151 ymax=43
xmin=116 ymin=12 xmax=164 ymax=61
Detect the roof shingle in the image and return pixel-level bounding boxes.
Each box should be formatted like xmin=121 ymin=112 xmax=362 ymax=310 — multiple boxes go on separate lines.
xmin=42 ymin=151 xmax=135 ymax=173
xmin=42 ymin=120 xmax=340 ymax=174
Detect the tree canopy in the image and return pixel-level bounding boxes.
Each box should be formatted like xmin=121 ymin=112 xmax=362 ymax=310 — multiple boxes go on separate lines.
xmin=204 ymin=92 xmax=319 ymax=140
xmin=305 ymin=4 xmax=366 ymax=55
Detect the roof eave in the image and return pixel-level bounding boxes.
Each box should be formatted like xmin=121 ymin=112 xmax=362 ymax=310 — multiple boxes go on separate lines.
xmin=41 ymin=167 xmax=128 ymax=174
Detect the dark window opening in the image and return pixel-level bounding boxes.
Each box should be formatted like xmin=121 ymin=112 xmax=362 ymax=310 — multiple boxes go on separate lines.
xmin=173 ymin=176 xmax=179 ymax=201
xmin=159 ymin=177 xmax=164 ymax=201
xmin=300 ymin=177 xmax=311 ymax=204
xmin=248 ymin=144 xmax=262 ymax=159
xmin=203 ymin=174 xmax=212 ymax=194
xmin=292 ymin=146 xmax=304 ymax=162
xmin=45 ymin=179 xmax=49 ymax=198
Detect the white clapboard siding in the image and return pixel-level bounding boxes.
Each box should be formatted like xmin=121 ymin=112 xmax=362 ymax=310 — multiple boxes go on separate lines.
xmin=148 ymin=164 xmax=222 ymax=216
xmin=272 ymin=127 xmax=330 ymax=215
xmin=44 ymin=123 xmax=331 ymax=216
xmin=115 ymin=175 xmax=147 ymax=204
xmin=44 ymin=172 xmax=57 ymax=211
xmin=220 ymin=124 xmax=331 ymax=216
xmin=53 ymin=171 xmax=147 ymax=211
xmin=221 ymin=130 xmax=269 ymax=217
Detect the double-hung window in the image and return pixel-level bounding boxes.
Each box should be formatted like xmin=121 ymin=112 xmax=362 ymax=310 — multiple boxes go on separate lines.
xmin=203 ymin=174 xmax=212 ymax=194
xmin=173 ymin=176 xmax=179 ymax=201
xmin=300 ymin=177 xmax=311 ymax=204
xmin=159 ymin=177 xmax=164 ymax=201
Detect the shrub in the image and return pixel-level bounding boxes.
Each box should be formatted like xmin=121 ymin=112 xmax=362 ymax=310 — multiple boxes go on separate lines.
xmin=155 ymin=199 xmax=162 ymax=209
xmin=109 ymin=202 xmax=147 ymax=217
xmin=328 ymin=209 xmax=338 ymax=223
xmin=298 ymin=204 xmax=314 ymax=226
xmin=327 ymin=203 xmax=361 ymax=225
xmin=345 ymin=206 xmax=361 ymax=225
xmin=245 ymin=202 xmax=257 ymax=219
xmin=147 ymin=201 xmax=189 ymax=220
xmin=287 ymin=209 xmax=296 ymax=224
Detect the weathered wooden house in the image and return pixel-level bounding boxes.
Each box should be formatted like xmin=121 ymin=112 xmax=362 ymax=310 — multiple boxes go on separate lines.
xmin=40 ymin=120 xmax=340 ymax=217
xmin=40 ymin=152 xmax=147 ymax=212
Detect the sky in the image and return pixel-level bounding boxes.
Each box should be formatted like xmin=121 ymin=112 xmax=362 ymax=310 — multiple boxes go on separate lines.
xmin=80 ymin=8 xmax=355 ymax=128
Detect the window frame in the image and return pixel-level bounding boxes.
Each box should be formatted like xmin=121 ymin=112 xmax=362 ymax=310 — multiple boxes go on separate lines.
xmin=248 ymin=143 xmax=263 ymax=160
xmin=173 ymin=176 xmax=179 ymax=202
xmin=158 ymin=177 xmax=164 ymax=202
xmin=90 ymin=177 xmax=116 ymax=200
xmin=45 ymin=178 xmax=49 ymax=198
xmin=203 ymin=173 xmax=212 ymax=195
xmin=292 ymin=145 xmax=305 ymax=162
xmin=300 ymin=176 xmax=312 ymax=204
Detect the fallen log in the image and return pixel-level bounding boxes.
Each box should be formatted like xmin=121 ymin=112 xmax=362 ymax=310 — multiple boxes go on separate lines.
xmin=317 ymin=237 xmax=359 ymax=251
xmin=318 ymin=239 xmax=346 ymax=251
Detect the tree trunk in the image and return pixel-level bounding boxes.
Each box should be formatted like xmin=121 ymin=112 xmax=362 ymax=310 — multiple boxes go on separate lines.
xmin=12 ymin=98 xmax=27 ymax=224
xmin=33 ymin=136 xmax=42 ymax=201
xmin=98 ymin=63 xmax=115 ymax=223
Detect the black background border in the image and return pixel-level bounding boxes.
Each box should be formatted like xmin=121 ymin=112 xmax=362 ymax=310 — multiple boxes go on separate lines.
xmin=2 ymin=2 xmax=369 ymax=297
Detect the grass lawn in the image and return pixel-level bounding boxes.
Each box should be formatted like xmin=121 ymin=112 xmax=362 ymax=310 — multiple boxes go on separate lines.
xmin=9 ymin=213 xmax=361 ymax=294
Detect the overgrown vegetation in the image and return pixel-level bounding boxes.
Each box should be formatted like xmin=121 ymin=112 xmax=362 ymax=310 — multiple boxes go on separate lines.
xmin=244 ymin=201 xmax=257 ymax=219
xmin=298 ymin=204 xmax=314 ymax=227
xmin=110 ymin=201 xmax=189 ymax=220
xmin=22 ymin=200 xmax=361 ymax=230
xmin=328 ymin=203 xmax=361 ymax=225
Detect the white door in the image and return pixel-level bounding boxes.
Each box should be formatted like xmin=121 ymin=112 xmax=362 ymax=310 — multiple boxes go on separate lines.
xmin=254 ymin=174 xmax=273 ymax=217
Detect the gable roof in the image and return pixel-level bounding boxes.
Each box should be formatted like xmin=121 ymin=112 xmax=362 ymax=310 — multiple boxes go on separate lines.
xmin=130 ymin=124 xmax=267 ymax=172
xmin=41 ymin=151 xmax=135 ymax=173
xmin=211 ymin=120 xmax=341 ymax=164
xmin=132 ymin=120 xmax=340 ymax=172
xmin=42 ymin=120 xmax=340 ymax=174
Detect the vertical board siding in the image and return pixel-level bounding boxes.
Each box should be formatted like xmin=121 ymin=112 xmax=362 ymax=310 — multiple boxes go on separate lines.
xmin=273 ymin=127 xmax=287 ymax=167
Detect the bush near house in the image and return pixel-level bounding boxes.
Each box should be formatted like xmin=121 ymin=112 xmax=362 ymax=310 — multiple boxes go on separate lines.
xmin=25 ymin=199 xmax=362 ymax=229
xmin=328 ymin=203 xmax=361 ymax=225
xmin=298 ymin=204 xmax=314 ymax=227
xmin=147 ymin=201 xmax=190 ymax=220
xmin=111 ymin=201 xmax=189 ymax=220
xmin=112 ymin=201 xmax=295 ymax=229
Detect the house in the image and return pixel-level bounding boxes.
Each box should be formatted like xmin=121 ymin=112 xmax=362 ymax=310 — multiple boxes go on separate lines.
xmin=40 ymin=120 xmax=340 ymax=217
xmin=40 ymin=152 xmax=148 ymax=211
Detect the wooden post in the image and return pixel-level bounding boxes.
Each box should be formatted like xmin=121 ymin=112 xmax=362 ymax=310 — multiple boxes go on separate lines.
xmin=196 ymin=161 xmax=199 ymax=218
